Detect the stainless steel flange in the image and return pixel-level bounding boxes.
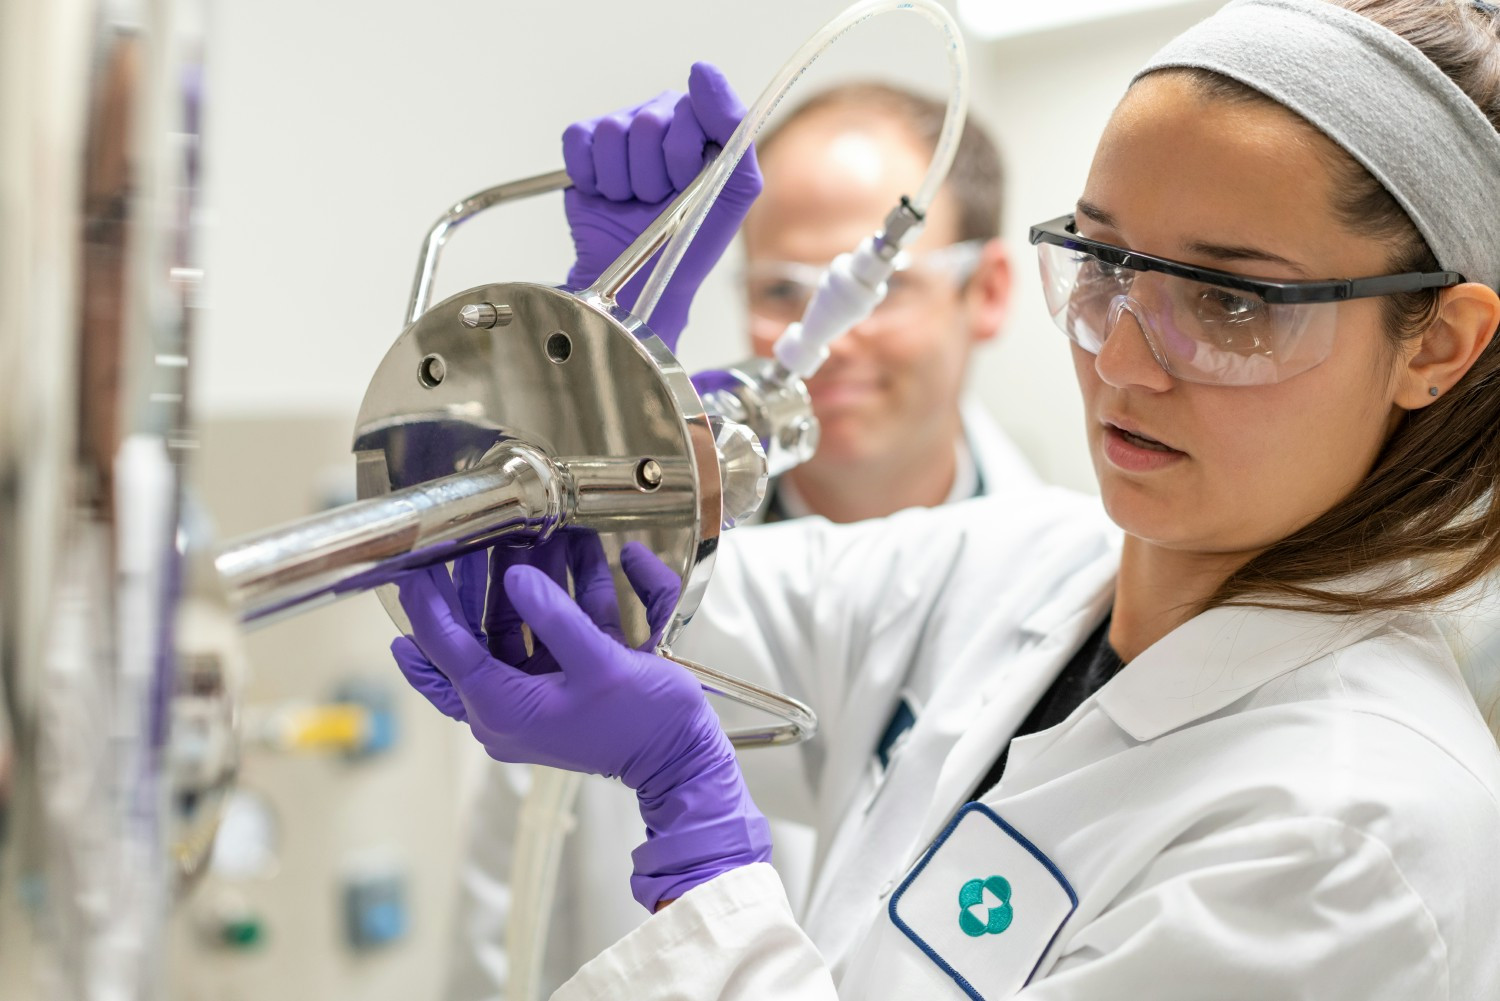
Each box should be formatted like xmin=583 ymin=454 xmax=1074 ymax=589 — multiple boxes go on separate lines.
xmin=352 ymin=281 xmax=721 ymax=647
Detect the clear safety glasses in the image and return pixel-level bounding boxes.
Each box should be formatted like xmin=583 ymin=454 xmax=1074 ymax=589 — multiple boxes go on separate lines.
xmin=744 ymin=239 xmax=985 ymax=326
xmin=1028 ymin=214 xmax=1466 ymax=386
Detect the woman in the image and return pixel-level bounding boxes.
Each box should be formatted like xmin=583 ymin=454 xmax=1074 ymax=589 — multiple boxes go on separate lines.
xmin=393 ymin=0 xmax=1500 ymax=996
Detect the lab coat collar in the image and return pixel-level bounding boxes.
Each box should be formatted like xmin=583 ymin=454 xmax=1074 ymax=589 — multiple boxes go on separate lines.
xmin=1017 ymin=546 xmax=1118 ymax=643
xmin=1094 ymin=602 xmax=1392 ymax=741
xmin=911 ymin=549 xmax=1117 ymax=852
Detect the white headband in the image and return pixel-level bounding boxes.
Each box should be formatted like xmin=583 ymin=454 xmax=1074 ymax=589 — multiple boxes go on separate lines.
xmin=1137 ymin=0 xmax=1500 ymax=290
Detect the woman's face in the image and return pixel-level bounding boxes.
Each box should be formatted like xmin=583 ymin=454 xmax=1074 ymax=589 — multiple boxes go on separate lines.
xmin=1074 ymin=73 xmax=1413 ymax=556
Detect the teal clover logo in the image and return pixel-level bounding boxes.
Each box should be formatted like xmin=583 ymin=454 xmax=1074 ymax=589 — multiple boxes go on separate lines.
xmin=958 ymin=875 xmax=1014 ymax=937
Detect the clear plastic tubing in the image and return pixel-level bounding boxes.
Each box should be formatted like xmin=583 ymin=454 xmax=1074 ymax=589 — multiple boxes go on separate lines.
xmin=633 ymin=0 xmax=970 ymax=326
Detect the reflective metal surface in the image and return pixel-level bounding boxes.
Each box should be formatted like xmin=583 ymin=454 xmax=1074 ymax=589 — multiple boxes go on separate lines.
xmin=695 ymin=357 xmax=821 ymax=477
xmin=710 ymin=417 xmax=769 ymax=530
xmin=355 ymin=282 xmax=720 ymax=646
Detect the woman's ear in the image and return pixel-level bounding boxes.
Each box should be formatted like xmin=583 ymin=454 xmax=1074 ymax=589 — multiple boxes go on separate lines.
xmin=1394 ymin=282 xmax=1500 ymax=409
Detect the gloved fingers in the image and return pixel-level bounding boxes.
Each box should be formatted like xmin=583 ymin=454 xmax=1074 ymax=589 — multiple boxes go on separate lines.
xmin=627 ymin=95 xmax=677 ymax=204
xmin=451 ymin=551 xmax=489 ymax=642
xmin=663 ymin=92 xmax=710 ymax=192
xmin=391 ymin=635 xmax=468 ymax=722
xmin=688 ymin=63 xmax=761 ymax=204
xmin=562 ymin=118 xmax=600 ymax=195
xmin=592 ymin=112 xmax=634 ymax=202
xmin=565 ymin=530 xmax=625 ymax=641
xmin=502 ymin=564 xmax=629 ymax=688
xmin=620 ymin=541 xmax=682 ymax=648
xmin=398 ymin=566 xmax=494 ymax=686
xmin=427 ymin=559 xmax=476 ymax=635
xmin=687 ymin=62 xmax=747 ymax=145
xmin=484 ymin=541 xmax=569 ymax=665
xmin=562 ymin=96 xmax=653 ymax=196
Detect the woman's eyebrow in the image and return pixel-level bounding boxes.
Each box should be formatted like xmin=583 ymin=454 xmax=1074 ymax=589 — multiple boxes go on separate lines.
xmin=1076 ymin=200 xmax=1116 ymax=228
xmin=1079 ymin=199 xmax=1312 ymax=276
xmin=1182 ymin=239 xmax=1310 ymax=276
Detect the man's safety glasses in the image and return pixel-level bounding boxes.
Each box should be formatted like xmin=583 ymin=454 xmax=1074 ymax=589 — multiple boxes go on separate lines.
xmin=744 ymin=240 xmax=985 ymax=326
xmin=1028 ymin=214 xmax=1465 ymax=386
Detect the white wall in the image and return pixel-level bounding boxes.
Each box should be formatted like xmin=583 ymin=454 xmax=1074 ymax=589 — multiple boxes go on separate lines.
xmin=197 ymin=0 xmax=1224 ymax=493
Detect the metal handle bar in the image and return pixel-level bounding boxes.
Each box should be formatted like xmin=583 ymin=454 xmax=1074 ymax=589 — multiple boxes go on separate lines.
xmin=660 ymin=650 xmax=818 ymax=748
xmin=407 ymin=169 xmax=570 ymax=324
xmin=405 ymin=162 xmax=716 ymax=325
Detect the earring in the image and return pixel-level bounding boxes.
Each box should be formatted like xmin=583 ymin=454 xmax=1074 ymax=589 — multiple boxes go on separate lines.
xmin=1429 ymin=387 xmax=1440 ymax=397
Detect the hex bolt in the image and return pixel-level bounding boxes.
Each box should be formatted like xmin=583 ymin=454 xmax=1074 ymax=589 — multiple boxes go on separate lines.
xmin=459 ymin=302 xmax=513 ymax=329
xmin=634 ymin=458 xmax=664 ymax=492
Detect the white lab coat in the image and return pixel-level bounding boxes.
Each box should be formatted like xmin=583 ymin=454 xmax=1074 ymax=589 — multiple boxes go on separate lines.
xmin=550 ymin=486 xmax=1500 ymax=1000
xmin=445 ymin=402 xmax=1037 ymax=1000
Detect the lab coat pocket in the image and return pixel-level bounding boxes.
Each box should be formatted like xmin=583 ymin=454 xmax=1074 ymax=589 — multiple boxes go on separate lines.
xmin=888 ymin=803 xmax=1077 ymax=1000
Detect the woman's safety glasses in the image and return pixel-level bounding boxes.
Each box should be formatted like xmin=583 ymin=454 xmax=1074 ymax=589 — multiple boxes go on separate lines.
xmin=744 ymin=240 xmax=985 ymax=327
xmin=1028 ymin=214 xmax=1465 ymax=386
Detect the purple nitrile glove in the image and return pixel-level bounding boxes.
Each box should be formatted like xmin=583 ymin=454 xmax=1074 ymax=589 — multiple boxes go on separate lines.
xmin=563 ymin=61 xmax=762 ymax=352
xmin=391 ymin=535 xmax=770 ymax=910
xmin=391 ymin=536 xmax=680 ymax=705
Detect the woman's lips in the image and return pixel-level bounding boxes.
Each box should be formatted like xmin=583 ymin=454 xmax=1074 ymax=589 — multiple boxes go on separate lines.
xmin=1102 ymin=421 xmax=1186 ymax=473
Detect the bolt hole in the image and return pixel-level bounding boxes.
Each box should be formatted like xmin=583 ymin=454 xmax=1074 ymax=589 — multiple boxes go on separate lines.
xmin=545 ymin=331 xmax=573 ymax=364
xmin=418 ymin=354 xmax=446 ymax=388
xmin=634 ymin=458 xmax=664 ymax=492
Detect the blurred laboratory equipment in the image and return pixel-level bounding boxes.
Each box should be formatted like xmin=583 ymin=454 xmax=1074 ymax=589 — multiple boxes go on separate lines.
xmin=0 ymin=0 xmax=224 ymax=999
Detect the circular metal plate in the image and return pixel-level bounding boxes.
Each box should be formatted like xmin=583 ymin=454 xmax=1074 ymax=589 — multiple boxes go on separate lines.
xmin=352 ymin=282 xmax=719 ymax=647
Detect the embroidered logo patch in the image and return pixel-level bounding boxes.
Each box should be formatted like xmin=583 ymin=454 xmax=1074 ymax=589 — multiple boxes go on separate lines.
xmin=889 ymin=804 xmax=1078 ymax=999
xmin=958 ymin=876 xmax=1014 ymax=937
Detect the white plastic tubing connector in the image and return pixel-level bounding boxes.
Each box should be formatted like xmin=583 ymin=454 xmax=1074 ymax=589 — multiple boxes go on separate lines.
xmin=634 ymin=0 xmax=969 ymax=375
xmin=774 ymin=199 xmax=926 ymax=378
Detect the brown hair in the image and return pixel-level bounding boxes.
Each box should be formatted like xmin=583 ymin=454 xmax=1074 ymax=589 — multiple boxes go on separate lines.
xmin=757 ymin=82 xmax=1005 ymax=242
xmin=1145 ymin=0 xmax=1500 ymax=621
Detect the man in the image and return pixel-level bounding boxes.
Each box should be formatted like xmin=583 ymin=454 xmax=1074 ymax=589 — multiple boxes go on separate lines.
xmin=743 ymin=82 xmax=1034 ymax=523
xmin=445 ymin=82 xmax=1035 ymax=1001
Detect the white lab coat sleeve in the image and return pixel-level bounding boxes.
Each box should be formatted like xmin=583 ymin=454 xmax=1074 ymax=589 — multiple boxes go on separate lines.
xmin=1023 ymin=817 xmax=1449 ymax=1001
xmin=551 ymin=864 xmax=837 ymax=1001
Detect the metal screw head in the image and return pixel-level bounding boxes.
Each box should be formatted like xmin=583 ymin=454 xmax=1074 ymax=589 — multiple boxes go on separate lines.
xmin=459 ymin=302 xmax=513 ymax=329
xmin=635 ymin=458 xmax=664 ymax=492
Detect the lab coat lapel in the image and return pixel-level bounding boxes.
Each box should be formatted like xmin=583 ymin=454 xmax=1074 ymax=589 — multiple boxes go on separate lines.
xmin=907 ymin=552 xmax=1116 ymax=857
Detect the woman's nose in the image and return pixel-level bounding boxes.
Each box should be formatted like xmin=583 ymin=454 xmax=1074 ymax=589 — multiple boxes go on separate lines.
xmin=1093 ymin=295 xmax=1174 ymax=392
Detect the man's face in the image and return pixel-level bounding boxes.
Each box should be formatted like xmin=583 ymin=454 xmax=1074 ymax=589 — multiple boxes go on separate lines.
xmin=742 ymin=114 xmax=1009 ymax=470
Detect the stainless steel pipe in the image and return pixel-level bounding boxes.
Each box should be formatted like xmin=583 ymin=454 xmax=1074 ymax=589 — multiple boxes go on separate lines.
xmin=216 ymin=444 xmax=702 ymax=625
xmin=219 ymin=444 xmax=558 ymax=624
